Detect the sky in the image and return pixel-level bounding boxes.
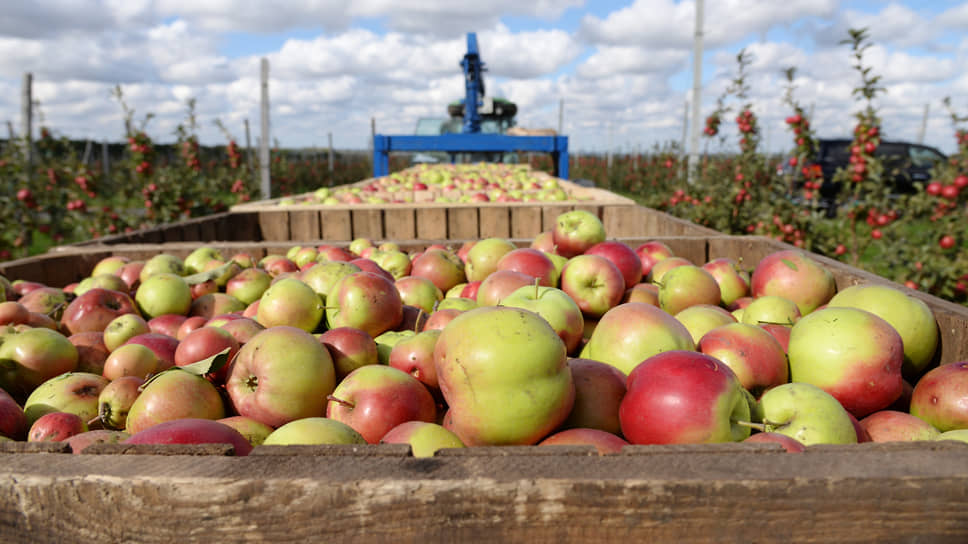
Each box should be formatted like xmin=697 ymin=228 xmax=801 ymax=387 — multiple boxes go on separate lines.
xmin=1 ymin=0 xmax=967 ymax=156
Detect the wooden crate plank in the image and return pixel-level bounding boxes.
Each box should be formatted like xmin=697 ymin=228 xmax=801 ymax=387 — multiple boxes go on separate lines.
xmin=478 ymin=207 xmax=510 ymax=239
xmin=222 ymin=212 xmax=261 ymax=241
xmin=321 ymin=209 xmax=353 ymax=241
xmin=602 ymin=205 xmax=647 ymax=238
xmin=510 ymin=206 xmax=543 ymax=239
xmin=383 ymin=209 xmax=416 ymax=241
xmin=289 ymin=210 xmax=322 ymax=240
xmin=448 ymin=208 xmax=479 ymax=240
xmin=415 ymin=208 xmax=448 ymax=240
xmin=351 ymin=209 xmax=384 ymax=240
xmin=258 ymin=211 xmax=290 ymax=241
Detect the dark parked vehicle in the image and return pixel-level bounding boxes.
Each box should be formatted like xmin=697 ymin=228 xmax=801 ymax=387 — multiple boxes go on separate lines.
xmin=789 ymin=138 xmax=947 ymax=213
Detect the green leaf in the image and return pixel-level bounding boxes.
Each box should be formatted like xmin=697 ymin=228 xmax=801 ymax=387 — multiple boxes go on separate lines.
xmin=182 ymin=261 xmax=235 ymax=285
xmin=139 ymin=347 xmax=231 ymax=390
xmin=780 ymin=258 xmax=799 ymax=272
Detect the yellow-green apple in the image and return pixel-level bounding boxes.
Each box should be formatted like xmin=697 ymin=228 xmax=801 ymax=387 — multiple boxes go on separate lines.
xmin=500 ymin=285 xmax=584 ymax=355
xmin=754 ymin=382 xmax=857 ymax=445
xmin=826 ymin=284 xmax=939 ymax=379
xmin=623 ymin=282 xmax=659 ymax=306
xmin=326 ymin=365 xmax=436 ymax=444
xmin=742 ymin=432 xmax=806 ymax=452
xmin=61 ymin=288 xmax=138 ymax=335
xmin=184 ymin=247 xmax=223 ymax=275
xmin=859 ymin=410 xmax=940 ymax=442
xmin=634 ymin=241 xmax=674 ymax=277
xmin=433 ymin=306 xmax=574 ymax=446
xmin=102 ymin=343 xmax=159 ymax=381
xmin=544 ymin=252 xmax=568 ymax=284
xmin=326 ymin=272 xmax=404 ymax=338
xmin=318 ymin=326 xmax=379 ymax=380
xmin=22 ymin=371 xmax=108 ymax=426
xmin=28 ymin=411 xmax=87 ymax=442
xmin=936 ymin=429 xmax=968 ymax=443
xmin=73 ymin=274 xmax=130 ymax=297
xmin=349 ymin=238 xmax=373 ymax=256
xmin=123 ymin=333 xmax=178 ymax=370
xmin=124 ymin=418 xmax=252 ymax=455
xmin=190 ymin=293 xmax=245 ymax=321
xmin=395 ymin=276 xmax=443 ymax=314
xmin=648 ymin=256 xmax=692 ymax=284
xmin=97 ymin=375 xmax=143 ymax=430
xmin=124 ymin=368 xmax=225 ymax=434
xmin=68 ymin=331 xmax=110 ymax=375
xmin=444 ymin=283 xmax=468 ymax=299
xmin=257 ymin=277 xmax=323 ymax=333
xmin=698 ymin=322 xmax=788 ymax=395
xmin=619 ymin=350 xmax=750 ymax=444
xmin=584 ymin=241 xmax=643 ymax=289
xmin=657 ymin=265 xmax=721 ymax=316
xmin=0 ymin=387 xmax=27 ymax=440
xmin=581 ymin=302 xmax=695 ymax=375
xmin=538 ymin=428 xmax=629 ymax=454
xmin=562 ymin=358 xmax=626 ymax=435
xmin=300 ymin=261 xmax=361 ymax=300
xmin=135 ymin=273 xmax=192 ymax=319
xmin=750 ymin=250 xmax=835 ymax=315
xmin=675 ymin=304 xmax=736 ymax=344
xmin=389 ymin=329 xmax=442 ymax=390
xmin=788 ymin=307 xmax=903 ymax=417
xmin=380 ymin=421 xmax=465 ymax=457
xmin=436 ymin=297 xmax=477 ymax=312
xmin=552 ymin=210 xmax=606 ymax=258
xmin=217 ymin=415 xmax=274 ymax=447
xmin=496 ymin=248 xmax=558 ymax=287
xmin=410 ymin=248 xmax=466 ymax=293
xmin=139 ymin=254 xmax=185 ymax=282
xmin=910 ymin=362 xmax=968 ymax=431
xmin=0 ymin=327 xmax=78 ymax=398
xmin=702 ymin=257 xmax=750 ymax=307
xmin=103 ymin=313 xmax=150 ymax=352
xmin=66 ymin=429 xmax=130 ymax=453
xmin=476 ymin=270 xmax=535 ymax=307
xmin=741 ymin=295 xmax=801 ymax=326
xmin=90 ymin=255 xmax=130 ymax=278
xmin=560 ymin=254 xmax=625 ymax=318
xmin=229 ymin=252 xmax=257 ymax=269
xmin=147 ymin=314 xmax=187 ymax=338
xmin=292 ymin=247 xmax=319 ymax=269
xmin=262 ymin=417 xmax=366 ymax=446
xmin=374 ymin=330 xmax=415 ymax=365
xmin=226 ymin=326 xmax=335 ymax=428
xmin=465 ymin=238 xmax=516 ymax=282
xmin=369 ymin=249 xmax=412 ymax=280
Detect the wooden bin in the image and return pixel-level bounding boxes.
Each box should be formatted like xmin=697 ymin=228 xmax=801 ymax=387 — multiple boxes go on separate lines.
xmin=2 ymin=237 xmax=968 ymax=542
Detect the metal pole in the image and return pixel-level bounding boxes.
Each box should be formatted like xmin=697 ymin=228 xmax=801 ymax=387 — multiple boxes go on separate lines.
xmin=688 ymin=0 xmax=704 ymax=184
xmin=22 ymin=73 xmax=32 ymax=173
xmin=558 ymin=98 xmax=564 ymax=134
xmin=259 ymin=58 xmax=271 ymax=200
xmin=244 ymin=118 xmax=253 ymax=175
xmin=82 ymin=140 xmax=92 ymax=165
xmin=918 ymin=103 xmax=929 ymax=144
xmin=328 ymin=132 xmax=334 ymax=187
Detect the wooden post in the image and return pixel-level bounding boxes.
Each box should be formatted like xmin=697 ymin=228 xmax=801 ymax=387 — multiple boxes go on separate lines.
xmin=259 ymin=58 xmax=271 ymax=200
xmin=328 ymin=132 xmax=334 ymax=187
xmin=21 ymin=73 xmax=32 ymax=175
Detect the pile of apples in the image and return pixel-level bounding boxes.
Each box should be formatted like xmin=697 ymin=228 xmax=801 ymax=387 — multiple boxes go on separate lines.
xmin=1 ymin=209 xmax=967 ymax=457
xmin=275 ymin=163 xmax=584 ymax=206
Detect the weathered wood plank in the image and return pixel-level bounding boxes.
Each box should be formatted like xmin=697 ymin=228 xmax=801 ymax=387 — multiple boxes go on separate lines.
xmin=510 ymin=206 xmax=543 ymax=239
xmin=351 ymin=209 xmax=384 ymax=240
xmin=447 ymin=207 xmax=479 ymax=240
xmin=320 ymin=209 xmax=353 ymax=241
xmin=478 ymin=207 xmax=510 ymax=239
xmin=258 ymin=211 xmax=290 ymax=241
xmin=287 ymin=210 xmax=321 ymax=240
xmin=415 ymin=208 xmax=448 ymax=240
xmin=383 ymin=209 xmax=416 ymax=241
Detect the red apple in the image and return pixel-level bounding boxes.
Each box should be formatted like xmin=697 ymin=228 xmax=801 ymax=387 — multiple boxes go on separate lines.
xmin=175 ymin=316 xmax=209 ymax=340
xmin=495 ymin=248 xmax=557 ymax=287
xmin=147 ymin=314 xmax=188 ymax=338
xmin=698 ymin=322 xmax=788 ymax=396
xmin=634 ymin=241 xmax=674 ymax=277
xmin=750 ymin=249 xmax=836 ymax=315
xmin=409 ymin=248 xmax=466 ymax=293
xmin=124 ymin=368 xmax=225 ymax=435
xmin=562 ymin=358 xmax=626 ymax=435
xmin=318 ymin=326 xmax=380 ymax=380
xmin=388 ymin=329 xmax=442 ymax=390
xmin=0 ymin=387 xmax=27 ymax=440
xmin=28 ymin=411 xmax=87 ymax=442
xmin=476 ymin=270 xmax=535 ymax=307
xmin=538 ymin=428 xmax=629 ymax=455
xmin=68 ymin=331 xmax=110 ymax=375
xmin=326 ymin=272 xmax=403 ymax=338
xmin=584 ymin=241 xmax=643 ymax=290
xmin=702 ymin=257 xmax=750 ymax=307
xmin=102 ymin=344 xmax=159 ymax=381
xmin=580 ymin=302 xmax=695 ymax=376
xmin=124 ymin=418 xmax=253 ymax=456
xmin=61 ymin=288 xmax=138 ymax=335
xmin=66 ymin=429 xmax=130 ymax=454
xmin=123 ymin=333 xmax=179 ymax=371
xmin=560 ymin=254 xmax=625 ymax=318
xmin=742 ymin=432 xmax=806 ymax=452
xmin=0 ymin=327 xmax=78 ymax=398
xmin=910 ymin=362 xmax=968 ymax=432
xmin=552 ymin=209 xmax=606 ymax=258
xmin=860 ymin=410 xmax=941 ymax=442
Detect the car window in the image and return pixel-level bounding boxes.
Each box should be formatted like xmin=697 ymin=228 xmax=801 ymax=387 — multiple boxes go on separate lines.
xmin=910 ymin=146 xmax=945 ymax=168
xmin=820 ymin=141 xmax=851 ymax=163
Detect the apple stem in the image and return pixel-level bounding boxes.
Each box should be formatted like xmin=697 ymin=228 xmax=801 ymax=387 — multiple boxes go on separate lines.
xmin=326 ymin=394 xmax=354 ymax=409
xmin=736 ymin=420 xmax=767 ymax=432
xmin=533 ymin=277 xmax=540 ymax=299
xmin=415 ymin=308 xmax=425 ymax=334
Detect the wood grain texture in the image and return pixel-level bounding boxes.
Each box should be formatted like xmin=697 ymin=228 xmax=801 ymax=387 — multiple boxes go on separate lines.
xmin=415 ymin=208 xmax=448 ymax=240
xmin=447 ymin=208 xmax=479 ymax=240
xmin=510 ymin=206 xmax=543 ymax=239
xmin=321 ymin=209 xmax=353 ymax=241
xmin=478 ymin=207 xmax=510 ymax=239
xmin=351 ymin=209 xmax=384 ymax=240
xmin=1 ymin=441 xmax=968 ymax=543
xmin=288 ymin=210 xmax=321 ymax=240
xmin=258 ymin=211 xmax=290 ymax=241
xmin=384 ymin=209 xmax=416 ymax=241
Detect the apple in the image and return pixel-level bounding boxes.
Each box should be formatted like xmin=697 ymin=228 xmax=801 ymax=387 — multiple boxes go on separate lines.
xmin=0 ymin=387 xmax=27 ymax=440
xmin=754 ymin=382 xmax=858 ymax=445
xmin=226 ymin=326 xmax=336 ymax=428
xmin=584 ymin=241 xmax=643 ymax=290
xmin=21 ymin=371 xmax=106 ymax=429
xmin=702 ymin=257 xmax=750 ymax=307
xmin=189 ymin=293 xmax=245 ymax=321
xmin=217 ymin=415 xmax=274 ymax=447
xmin=422 ymin=308 xmax=462 ymax=331
xmin=750 ymin=249 xmax=836 ymax=315
xmin=465 ymin=238 xmax=516 ymax=282
xmin=326 ymin=272 xmax=403 ymax=338
xmin=380 ymin=421 xmax=465 ymax=457
xmin=742 ymin=432 xmax=805 ymax=453
xmin=476 ymin=270 xmax=535 ymax=307
xmin=123 ymin=333 xmax=179 ymax=370
xmin=0 ymin=301 xmax=30 ymax=326
xmin=788 ymin=307 xmax=903 ymax=417
xmin=859 ymin=410 xmax=941 ymax=442
xmin=299 ymin=261 xmax=361 ymax=300
xmin=530 ymin=230 xmax=557 ymax=254
xmin=552 ymin=210 xmax=606 ymax=258
xmin=634 ymin=241 xmax=674 ymax=277
xmin=499 ymin=285 xmax=584 ymax=355
xmin=28 ymin=411 xmax=87 ymax=442
xmin=135 ymin=273 xmax=192 ymax=319
xmin=66 ymin=429 xmax=130 ymax=454
xmin=124 ymin=418 xmax=252 ymax=456
xmin=433 ymin=306 xmax=574 ymax=446
xmin=826 ymin=284 xmax=939 ymax=379
xmin=410 ymin=248 xmax=466 ymax=293
xmin=117 ymin=261 xmax=145 ymax=290
xmin=97 ymin=375 xmax=144 ymax=430
xmin=0 ymin=327 xmax=78 ymax=398
xmin=139 ymin=254 xmax=185 ymax=282
xmin=318 ymin=327 xmax=379 ymax=380
xmin=262 ymin=417 xmax=367 ymax=446
xmin=316 ymin=246 xmax=354 ymax=263
xmin=620 ymin=350 xmax=750 ymax=444
xmin=147 ymin=314 xmax=188 ymax=338
xmin=349 ymin=258 xmax=395 ymax=284
xmin=256 ymin=277 xmax=323 ymax=333
xmin=538 ymin=428 xmax=629 ymax=455
xmin=561 ymin=358 xmax=626 ymax=435
xmin=758 ymin=323 xmax=791 ymax=353
xmin=369 ymin=249 xmax=412 ymax=280
xmin=261 ymin=255 xmax=299 ymax=277
xmin=698 ymin=322 xmax=788 ymax=396
xmin=623 ymin=283 xmax=659 ymax=306
xmin=910 ymin=362 xmax=968 ymax=432
xmin=496 ymin=248 xmax=558 ymax=287
xmin=184 ymin=247 xmax=223 ymax=275
xmin=388 ymin=329 xmax=442 ymax=391
xmin=90 ymin=255 xmax=131 ymax=278
xmin=103 ymin=313 xmax=151 ymax=352
xmin=741 ymin=295 xmax=801 ymax=326
xmin=674 ymin=304 xmax=736 ymax=344
xmin=395 ymin=276 xmax=443 ymax=314
xmin=326 ymin=364 xmax=437 ymax=444
xmin=73 ymin=274 xmax=130 ymax=297
xmin=61 ymin=288 xmax=138 ymax=335
xmin=225 ymin=267 xmax=272 ymax=305
xmin=189 ymin=279 xmax=218 ymax=300
xmin=560 ymin=254 xmax=625 ymax=318
xmin=436 ymin=297 xmax=477 ymax=312
xmin=580 ymin=302 xmax=695 ymax=376
xmin=68 ymin=331 xmax=110 ymax=375
xmin=656 ymin=265 xmax=721 ymax=316
xmin=175 ymin=316 xmax=209 ymax=340
xmin=124 ymin=368 xmax=225 ymax=435
xmin=648 ymin=256 xmax=692 ymax=283
xmin=174 ymin=326 xmax=239 ymax=383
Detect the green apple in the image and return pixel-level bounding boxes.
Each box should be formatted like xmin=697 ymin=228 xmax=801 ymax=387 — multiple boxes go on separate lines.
xmin=675 ymin=304 xmax=736 ymax=344
xmin=657 ymin=265 xmax=722 ymax=316
xmin=436 ymin=297 xmax=477 ymax=312
xmin=499 ymin=285 xmax=584 ymax=354
xmin=135 ymin=273 xmax=192 ymax=319
xmin=23 ymin=372 xmax=109 ymax=426
xmin=139 ymin=254 xmax=185 ymax=282
xmin=380 ymin=421 xmax=465 ymax=457
xmin=300 ymin=261 xmax=361 ymax=300
xmin=755 ymin=382 xmax=857 ymax=446
xmin=936 ymin=429 xmax=968 ymax=444
xmin=263 ymin=417 xmax=367 ymax=445
xmin=581 ymin=302 xmax=695 ymax=375
xmin=184 ymin=247 xmax=223 ymax=275
xmin=465 ymin=238 xmax=516 ymax=282
xmin=103 ymin=313 xmax=151 ymax=352
xmin=741 ymin=295 xmax=801 ymax=326
xmin=256 ymin=277 xmax=324 ymax=333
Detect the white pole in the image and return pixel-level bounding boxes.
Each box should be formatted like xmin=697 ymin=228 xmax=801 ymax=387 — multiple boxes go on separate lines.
xmin=558 ymin=98 xmax=564 ymax=134
xmin=259 ymin=58 xmax=271 ymax=200
xmin=22 ymin=73 xmax=32 ymax=172
xmin=688 ymin=0 xmax=704 ymax=184
xmin=918 ymin=103 xmax=929 ymax=144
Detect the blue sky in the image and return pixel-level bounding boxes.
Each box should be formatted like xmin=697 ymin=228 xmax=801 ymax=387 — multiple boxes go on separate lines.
xmin=1 ymin=0 xmax=967 ymax=155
